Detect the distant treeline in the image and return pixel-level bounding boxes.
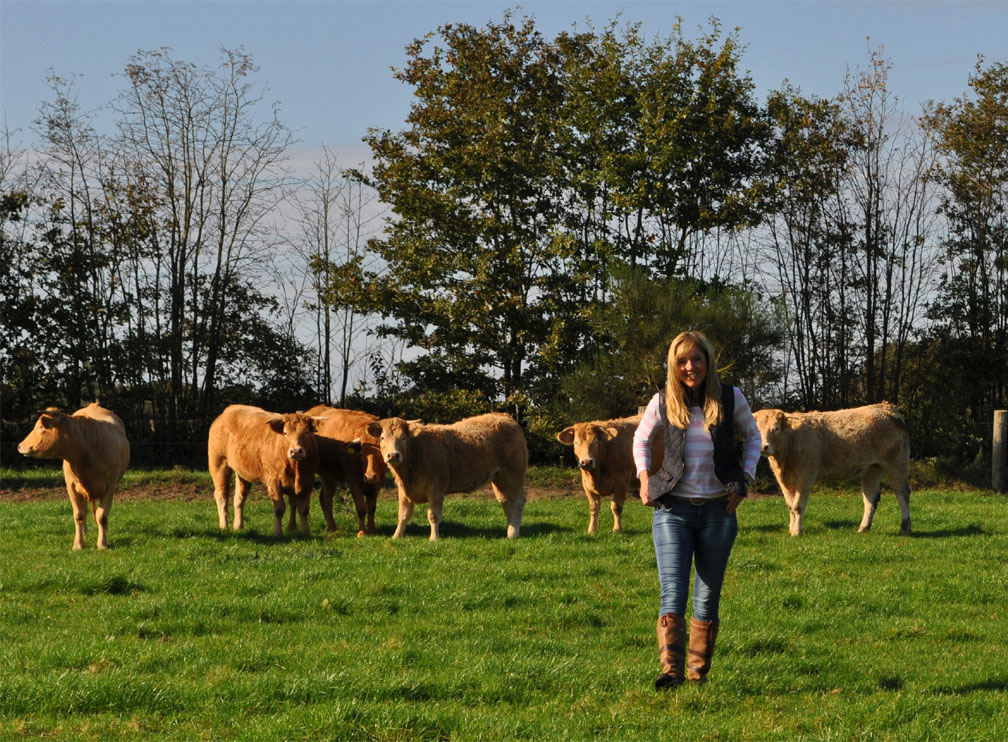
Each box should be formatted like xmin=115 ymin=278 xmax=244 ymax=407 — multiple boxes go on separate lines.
xmin=1 ymin=13 xmax=1005 ymax=475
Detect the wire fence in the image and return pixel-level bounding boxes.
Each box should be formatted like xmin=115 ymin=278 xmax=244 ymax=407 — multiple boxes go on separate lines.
xmin=1 ymin=416 xmax=213 ymax=470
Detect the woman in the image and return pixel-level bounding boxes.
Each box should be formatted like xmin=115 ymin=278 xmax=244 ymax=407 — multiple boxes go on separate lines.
xmin=633 ymin=330 xmax=761 ymax=690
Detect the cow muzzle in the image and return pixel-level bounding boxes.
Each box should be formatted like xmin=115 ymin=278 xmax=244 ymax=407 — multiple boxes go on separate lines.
xmin=578 ymin=458 xmax=595 ymax=471
xmin=288 ymin=447 xmax=306 ymax=461
xmin=385 ymin=452 xmax=401 ymax=464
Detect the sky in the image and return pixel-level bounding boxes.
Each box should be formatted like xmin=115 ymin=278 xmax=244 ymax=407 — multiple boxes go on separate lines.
xmin=2 ymin=0 xmax=1007 ymax=171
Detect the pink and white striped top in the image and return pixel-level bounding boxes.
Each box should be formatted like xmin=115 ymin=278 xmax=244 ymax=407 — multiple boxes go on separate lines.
xmin=633 ymin=387 xmax=762 ymax=498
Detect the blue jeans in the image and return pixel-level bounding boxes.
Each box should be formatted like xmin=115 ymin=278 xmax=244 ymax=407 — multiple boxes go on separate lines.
xmin=652 ymin=497 xmax=738 ymax=621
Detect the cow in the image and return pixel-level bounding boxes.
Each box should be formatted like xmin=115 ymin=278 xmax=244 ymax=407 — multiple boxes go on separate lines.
xmin=556 ymin=415 xmax=664 ymax=534
xmin=17 ymin=403 xmax=130 ymax=550
xmin=366 ymin=413 xmax=527 ymax=541
xmin=304 ymin=405 xmax=387 ymax=536
xmin=753 ymin=403 xmax=911 ymax=536
xmin=207 ymin=405 xmax=321 ymax=537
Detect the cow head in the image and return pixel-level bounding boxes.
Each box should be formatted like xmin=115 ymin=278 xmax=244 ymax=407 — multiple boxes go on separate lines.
xmin=557 ymin=422 xmax=620 ymax=472
xmin=350 ymin=425 xmax=387 ymax=485
xmin=268 ymin=413 xmax=318 ymax=462
xmin=366 ymin=417 xmax=421 ymax=468
xmin=753 ymin=409 xmax=789 ymax=457
xmin=17 ymin=408 xmax=71 ymax=460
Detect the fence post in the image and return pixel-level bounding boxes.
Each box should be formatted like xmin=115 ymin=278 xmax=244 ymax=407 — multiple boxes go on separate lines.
xmin=995 ymin=410 xmax=1007 ymax=493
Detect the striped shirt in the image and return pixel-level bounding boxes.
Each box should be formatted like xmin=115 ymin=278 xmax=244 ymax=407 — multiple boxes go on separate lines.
xmin=633 ymin=387 xmax=762 ymax=498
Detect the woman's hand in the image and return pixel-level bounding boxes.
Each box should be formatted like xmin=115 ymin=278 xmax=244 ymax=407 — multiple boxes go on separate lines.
xmin=638 ymin=472 xmax=655 ymax=507
xmin=725 ymin=492 xmax=744 ymax=514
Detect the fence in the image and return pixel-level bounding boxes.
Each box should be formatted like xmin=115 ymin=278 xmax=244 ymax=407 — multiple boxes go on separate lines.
xmin=995 ymin=410 xmax=1007 ymax=493
xmin=1 ymin=416 xmax=212 ymax=470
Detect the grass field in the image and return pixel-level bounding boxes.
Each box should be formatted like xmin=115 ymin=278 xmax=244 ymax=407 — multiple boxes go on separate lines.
xmin=1 ymin=467 xmax=1006 ymax=741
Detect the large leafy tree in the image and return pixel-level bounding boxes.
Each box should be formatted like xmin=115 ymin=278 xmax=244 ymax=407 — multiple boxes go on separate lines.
xmin=364 ymin=14 xmax=566 ymax=404
xmin=364 ymin=14 xmax=774 ymax=411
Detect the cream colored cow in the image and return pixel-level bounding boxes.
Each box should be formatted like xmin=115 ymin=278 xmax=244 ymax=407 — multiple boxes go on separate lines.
xmin=18 ymin=403 xmax=130 ymax=549
xmin=557 ymin=415 xmax=663 ymax=534
xmin=367 ymin=413 xmax=527 ymax=540
xmin=754 ymin=403 xmax=911 ymax=536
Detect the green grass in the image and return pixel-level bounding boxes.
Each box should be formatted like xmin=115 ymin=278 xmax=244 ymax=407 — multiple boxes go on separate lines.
xmin=1 ymin=473 xmax=1006 ymax=741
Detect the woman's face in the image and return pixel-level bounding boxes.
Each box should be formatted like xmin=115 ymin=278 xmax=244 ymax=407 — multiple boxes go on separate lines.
xmin=677 ymin=343 xmax=707 ymax=392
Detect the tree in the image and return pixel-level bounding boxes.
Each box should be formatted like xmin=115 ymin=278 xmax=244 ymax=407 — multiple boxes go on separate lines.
xmin=363 ymin=14 xmax=773 ymax=412
xmin=364 ymin=14 xmax=567 ymax=404
xmin=921 ymin=58 xmax=1008 ymax=439
xmin=760 ymin=84 xmax=856 ymax=409
xmin=840 ymin=47 xmax=942 ymax=405
xmin=759 ymin=50 xmax=942 ymax=411
xmin=113 ymin=47 xmax=296 ymax=422
xmin=291 ymin=150 xmax=382 ymax=405
xmin=557 ymin=268 xmax=782 ymax=424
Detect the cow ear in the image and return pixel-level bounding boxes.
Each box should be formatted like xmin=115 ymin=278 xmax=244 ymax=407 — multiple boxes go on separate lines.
xmin=39 ymin=413 xmax=57 ymax=429
xmin=267 ymin=418 xmax=285 ymax=434
xmin=557 ymin=426 xmax=575 ymax=445
xmin=346 ymin=439 xmax=362 ymax=455
xmin=407 ymin=420 xmax=423 ymax=435
xmin=366 ymin=421 xmax=382 ymax=438
xmin=603 ymin=425 xmax=621 ymax=440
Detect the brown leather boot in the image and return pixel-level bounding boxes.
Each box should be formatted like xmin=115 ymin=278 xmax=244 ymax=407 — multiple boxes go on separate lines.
xmin=655 ymin=613 xmax=686 ymax=690
xmin=686 ymin=617 xmax=719 ymax=683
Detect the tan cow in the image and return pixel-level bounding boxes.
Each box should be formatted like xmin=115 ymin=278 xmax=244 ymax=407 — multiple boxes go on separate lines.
xmin=366 ymin=413 xmax=527 ymax=540
xmin=304 ymin=405 xmax=387 ymax=536
xmin=17 ymin=403 xmax=130 ymax=550
xmin=207 ymin=405 xmax=321 ymax=536
xmin=557 ymin=415 xmax=664 ymax=534
xmin=753 ymin=403 xmax=911 ymax=536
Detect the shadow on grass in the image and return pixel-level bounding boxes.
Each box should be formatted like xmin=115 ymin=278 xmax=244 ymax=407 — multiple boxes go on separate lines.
xmin=907 ymin=524 xmax=988 ymax=538
xmin=395 ymin=519 xmax=570 ymax=540
xmin=153 ymin=523 xmax=319 ymax=545
xmin=821 ymin=518 xmax=862 ymax=531
xmin=934 ymin=677 xmax=1008 ymax=694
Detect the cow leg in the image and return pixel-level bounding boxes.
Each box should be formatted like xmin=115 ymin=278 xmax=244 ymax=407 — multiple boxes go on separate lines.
xmin=858 ymin=465 xmax=884 ymax=533
xmin=779 ymin=487 xmax=801 ymax=536
xmin=210 ymin=462 xmax=232 ymax=529
xmin=364 ymin=488 xmax=379 ymax=536
xmin=792 ymin=487 xmax=812 ymax=536
xmin=611 ymin=491 xmax=626 ymax=534
xmin=426 ymin=493 xmax=443 ymax=541
xmin=391 ymin=490 xmax=414 ymax=539
xmin=889 ymin=466 xmax=912 ymax=535
xmin=296 ymin=491 xmax=311 ymax=535
xmin=347 ymin=481 xmax=369 ymax=537
xmin=93 ymin=487 xmax=114 ymax=550
xmin=318 ymin=477 xmax=339 ymax=532
xmin=586 ymin=492 xmax=601 ymax=534
xmin=66 ymin=482 xmax=88 ymax=550
xmin=233 ymin=477 xmax=252 ymax=530
xmin=493 ymin=481 xmax=525 ymax=539
xmin=508 ymin=493 xmax=526 ymax=539
xmin=269 ymin=490 xmax=286 ymax=537
xmin=285 ymin=493 xmax=299 ymax=532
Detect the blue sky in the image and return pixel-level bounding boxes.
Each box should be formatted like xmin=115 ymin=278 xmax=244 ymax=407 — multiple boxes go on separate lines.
xmin=2 ymin=0 xmax=1006 ymax=166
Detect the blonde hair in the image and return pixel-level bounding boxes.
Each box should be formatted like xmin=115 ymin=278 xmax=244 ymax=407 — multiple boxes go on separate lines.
xmin=664 ymin=331 xmax=723 ymax=430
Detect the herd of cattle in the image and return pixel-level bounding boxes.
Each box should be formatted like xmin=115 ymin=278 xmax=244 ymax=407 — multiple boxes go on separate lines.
xmin=15 ymin=400 xmax=912 ymax=549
